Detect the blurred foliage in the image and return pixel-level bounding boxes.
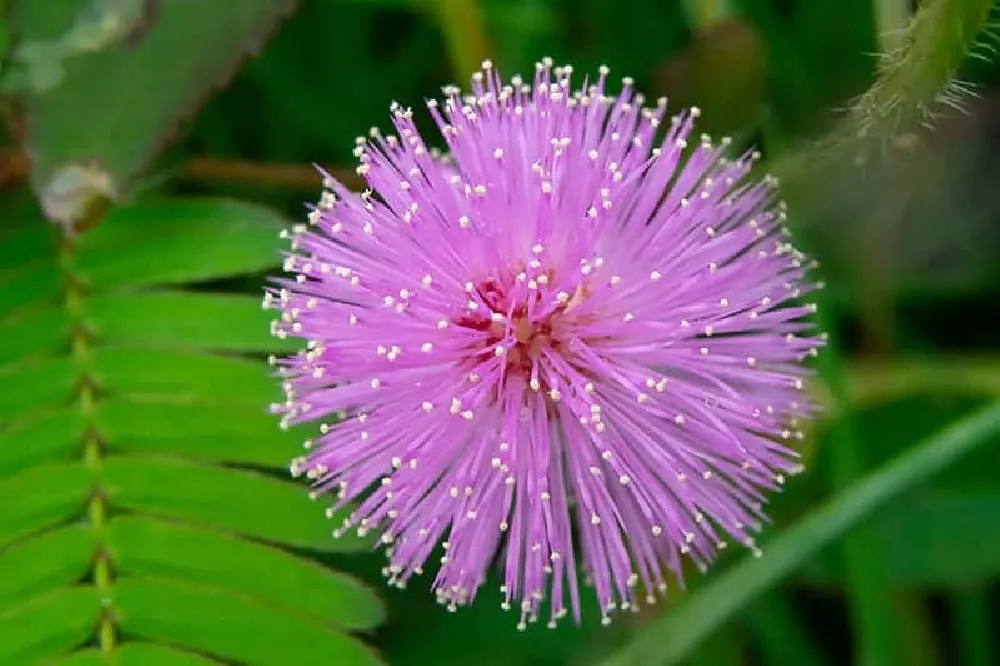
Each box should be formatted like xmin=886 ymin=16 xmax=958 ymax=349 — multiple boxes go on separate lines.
xmin=1 ymin=0 xmax=1000 ymax=665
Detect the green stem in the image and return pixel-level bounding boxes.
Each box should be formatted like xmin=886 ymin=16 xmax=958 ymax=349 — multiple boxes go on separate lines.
xmin=814 ymin=298 xmax=896 ymax=666
xmin=951 ymin=589 xmax=996 ymax=666
xmin=60 ymin=237 xmax=115 ymax=654
xmin=598 ymin=401 xmax=1000 ymax=666
xmin=433 ymin=0 xmax=491 ymax=82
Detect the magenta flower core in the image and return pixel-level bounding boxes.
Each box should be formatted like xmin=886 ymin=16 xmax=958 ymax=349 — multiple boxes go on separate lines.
xmin=267 ymin=59 xmax=822 ymax=629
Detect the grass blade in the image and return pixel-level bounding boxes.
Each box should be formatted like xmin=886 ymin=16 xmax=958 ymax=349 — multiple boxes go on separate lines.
xmin=599 ymin=401 xmax=1000 ymax=666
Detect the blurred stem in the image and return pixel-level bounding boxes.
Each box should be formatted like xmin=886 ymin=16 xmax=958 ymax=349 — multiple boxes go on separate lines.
xmin=814 ymin=296 xmax=897 ymax=666
xmin=892 ymin=594 xmax=941 ymax=666
xmin=0 ymin=148 xmax=365 ymax=192
xmin=598 ymin=401 xmax=1000 ymax=666
xmin=682 ymin=0 xmax=735 ymax=28
xmin=875 ymin=0 xmax=912 ymax=54
xmin=742 ymin=592 xmax=828 ymax=666
xmin=434 ymin=0 xmax=490 ymax=82
xmin=951 ymin=590 xmax=996 ymax=666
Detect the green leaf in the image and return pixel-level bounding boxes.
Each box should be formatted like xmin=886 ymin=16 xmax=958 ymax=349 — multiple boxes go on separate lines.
xmin=0 ymin=212 xmax=54 ymax=273
xmin=0 ymin=356 xmax=76 ymax=421
xmin=109 ymin=516 xmax=384 ymax=630
xmin=102 ymin=456 xmax=366 ymax=552
xmin=0 ymin=524 xmax=94 ymax=608
xmin=94 ymin=347 xmax=278 ymax=406
xmin=12 ymin=0 xmax=300 ymax=203
xmin=0 ymin=586 xmax=102 ymax=662
xmin=98 ymin=398 xmax=300 ymax=468
xmin=89 ymin=292 xmax=297 ymax=353
xmin=778 ymin=380 xmax=1000 ymax=590
xmin=801 ymin=491 xmax=1000 ymax=588
xmin=0 ymin=408 xmax=83 ymax=477
xmin=845 ymin=357 xmax=1000 ymax=410
xmin=78 ymin=199 xmax=286 ymax=289
xmin=114 ymin=577 xmax=382 ymax=666
xmin=0 ymin=306 xmax=68 ymax=365
xmin=56 ymin=642 xmax=223 ymax=665
xmin=0 ymin=260 xmax=63 ymax=320
xmin=0 ymin=461 xmax=91 ymax=547
xmin=599 ymin=402 xmax=1000 ymax=666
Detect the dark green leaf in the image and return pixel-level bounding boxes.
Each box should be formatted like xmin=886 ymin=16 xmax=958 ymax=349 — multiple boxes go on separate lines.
xmin=381 ymin=569 xmax=622 ymax=666
xmin=89 ymin=292 xmax=296 ymax=353
xmin=0 ymin=586 xmax=101 ymax=662
xmin=109 ymin=516 xmax=384 ymax=630
xmin=98 ymin=398 xmax=300 ymax=468
xmin=102 ymin=456 xmax=367 ymax=551
xmin=94 ymin=347 xmax=278 ymax=406
xmin=0 ymin=461 xmax=91 ymax=547
xmin=56 ymin=642 xmax=222 ymax=665
xmin=0 ymin=408 xmax=83 ymax=476
xmin=78 ymin=199 xmax=286 ymax=289
xmin=801 ymin=491 xmax=1000 ymax=588
xmin=0 ymin=524 xmax=94 ymax=608
xmin=114 ymin=577 xmax=382 ymax=666
xmin=0 ymin=211 xmax=54 ymax=273
xmin=13 ymin=0 xmax=300 ymax=197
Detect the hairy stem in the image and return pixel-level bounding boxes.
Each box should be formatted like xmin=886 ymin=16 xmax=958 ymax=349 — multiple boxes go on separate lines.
xmin=849 ymin=0 xmax=994 ymax=151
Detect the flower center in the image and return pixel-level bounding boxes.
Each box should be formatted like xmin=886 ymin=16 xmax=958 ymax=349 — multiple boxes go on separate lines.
xmin=453 ymin=275 xmax=587 ymax=390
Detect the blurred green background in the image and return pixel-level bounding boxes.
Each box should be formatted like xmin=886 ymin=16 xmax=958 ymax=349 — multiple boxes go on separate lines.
xmin=1 ymin=0 xmax=999 ymax=664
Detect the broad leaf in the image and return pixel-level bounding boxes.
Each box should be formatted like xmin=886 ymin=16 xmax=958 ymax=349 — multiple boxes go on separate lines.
xmin=102 ymin=456 xmax=367 ymax=551
xmin=0 ymin=408 xmax=83 ymax=476
xmin=12 ymin=0 xmax=300 ymax=207
xmin=0 ymin=307 xmax=69 ymax=365
xmin=109 ymin=516 xmax=384 ymax=630
xmin=0 ymin=199 xmax=60 ymax=313
xmin=89 ymin=291 xmax=295 ymax=352
xmin=0 ymin=260 xmax=63 ymax=320
xmin=0 ymin=586 xmax=102 ymax=662
xmin=94 ymin=348 xmax=278 ymax=406
xmin=98 ymin=399 xmax=299 ymax=468
xmin=0 ymin=462 xmax=90 ymax=547
xmin=78 ymin=199 xmax=287 ymax=289
xmin=0 ymin=356 xmax=76 ymax=421
xmin=0 ymin=525 xmax=94 ymax=608
xmin=114 ymin=577 xmax=382 ymax=665
xmin=56 ymin=642 xmax=222 ymax=665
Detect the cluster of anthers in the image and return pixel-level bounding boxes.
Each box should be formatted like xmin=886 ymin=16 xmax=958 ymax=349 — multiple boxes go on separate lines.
xmin=264 ymin=58 xmax=824 ymax=630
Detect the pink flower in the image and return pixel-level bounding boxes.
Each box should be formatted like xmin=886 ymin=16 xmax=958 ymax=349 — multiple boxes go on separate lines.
xmin=266 ymin=59 xmax=822 ymax=629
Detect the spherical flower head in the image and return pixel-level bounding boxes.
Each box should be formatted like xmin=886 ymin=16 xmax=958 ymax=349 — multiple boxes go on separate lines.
xmin=266 ymin=58 xmax=823 ymax=629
